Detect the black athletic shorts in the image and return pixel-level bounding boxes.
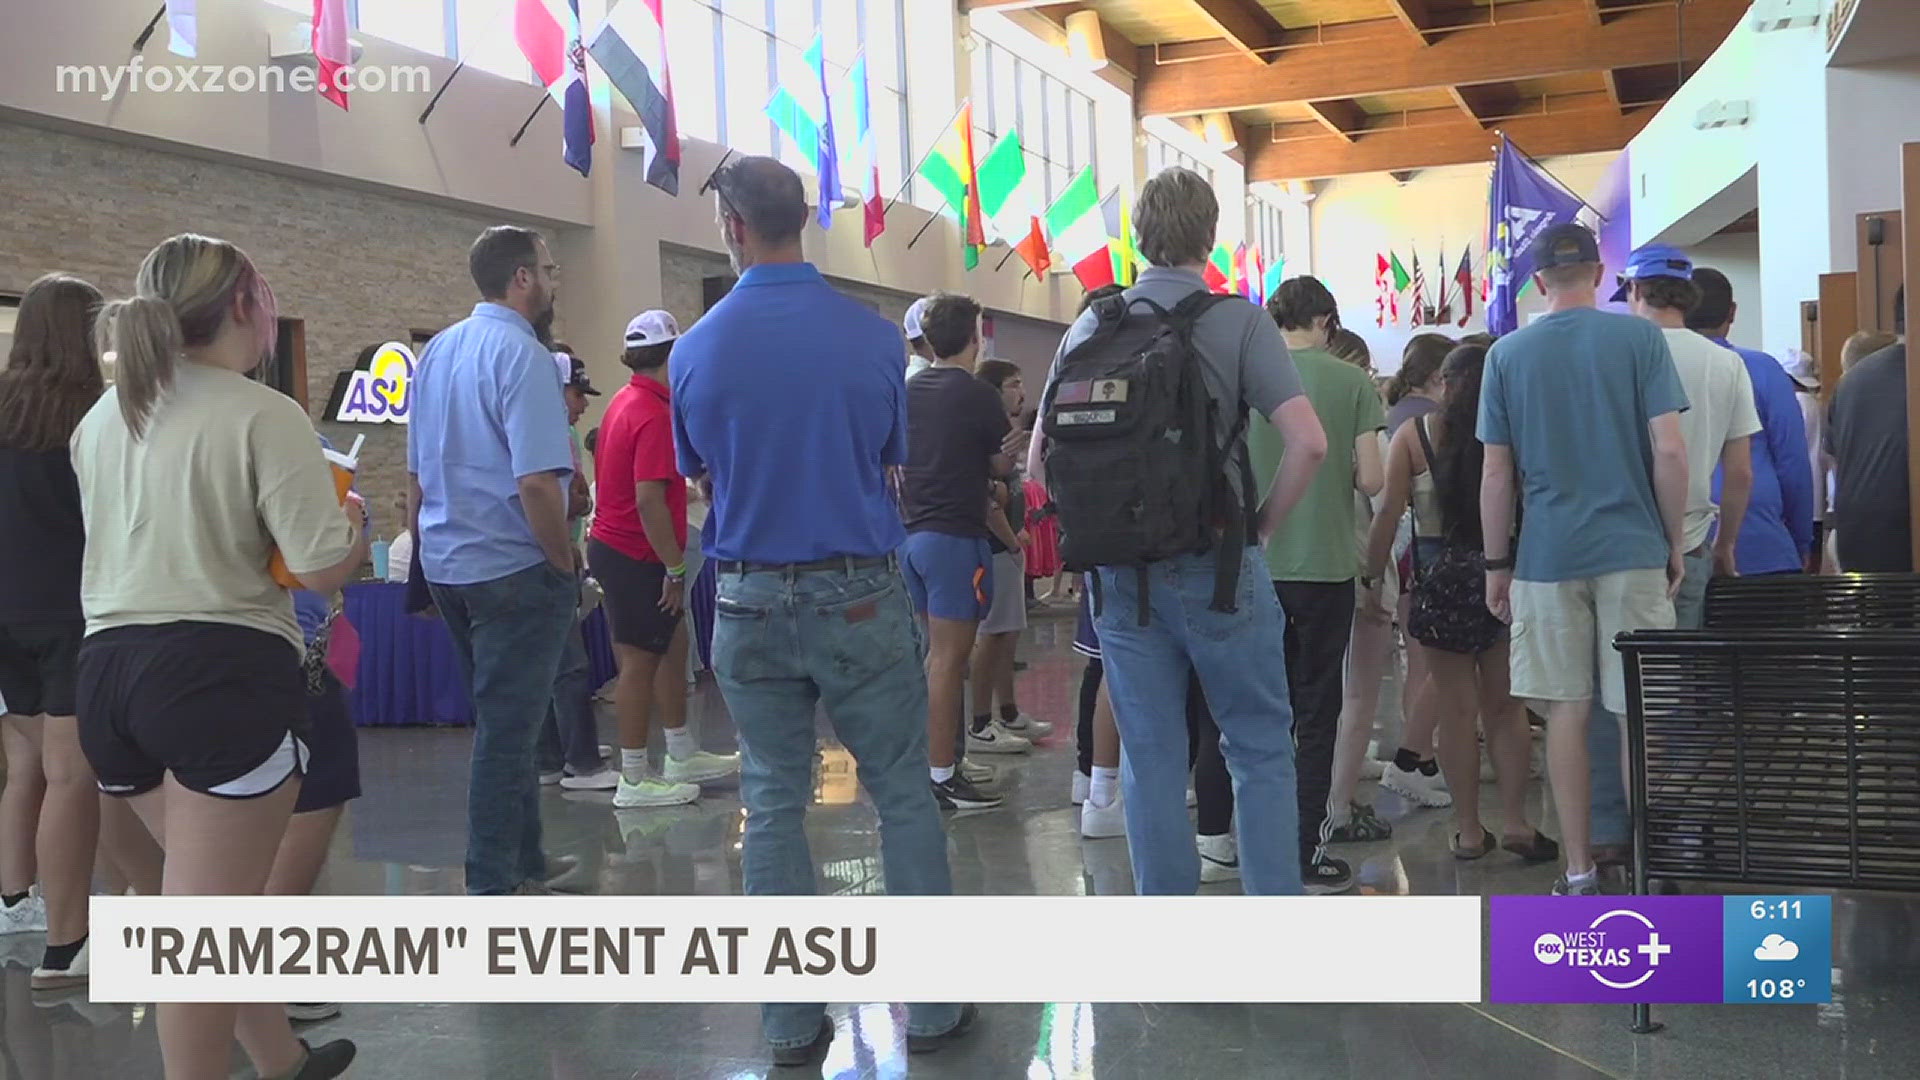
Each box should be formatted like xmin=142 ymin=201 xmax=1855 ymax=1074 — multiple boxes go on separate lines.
xmin=588 ymin=537 xmax=683 ymax=655
xmin=294 ymin=675 xmax=361 ymax=813
xmin=78 ymin=622 xmax=309 ymax=799
xmin=0 ymin=620 xmax=84 ymax=717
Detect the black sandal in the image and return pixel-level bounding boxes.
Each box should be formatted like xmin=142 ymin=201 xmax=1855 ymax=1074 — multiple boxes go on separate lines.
xmin=1451 ymin=827 xmax=1496 ymax=860
xmin=1502 ymin=831 xmax=1562 ymax=864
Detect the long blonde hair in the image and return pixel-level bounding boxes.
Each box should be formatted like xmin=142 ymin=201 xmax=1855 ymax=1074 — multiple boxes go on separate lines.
xmin=95 ymin=234 xmax=277 ymax=439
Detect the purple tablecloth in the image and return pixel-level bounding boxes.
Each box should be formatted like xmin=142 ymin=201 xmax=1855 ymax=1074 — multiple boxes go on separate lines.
xmin=344 ymin=581 xmax=615 ymax=727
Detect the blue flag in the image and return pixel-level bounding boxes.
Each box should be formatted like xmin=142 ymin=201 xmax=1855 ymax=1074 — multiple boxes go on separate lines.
xmin=1486 ymin=135 xmax=1585 ymax=336
xmin=806 ymin=34 xmax=840 ymax=231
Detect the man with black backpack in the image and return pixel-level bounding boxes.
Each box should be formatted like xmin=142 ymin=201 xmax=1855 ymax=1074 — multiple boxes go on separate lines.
xmin=1028 ymin=166 xmax=1329 ymax=895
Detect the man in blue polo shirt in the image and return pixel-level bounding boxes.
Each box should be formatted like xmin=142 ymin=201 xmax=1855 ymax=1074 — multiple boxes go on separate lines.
xmin=672 ymin=156 xmax=972 ymax=1067
xmin=408 ymin=225 xmax=579 ymax=896
xmin=1686 ymin=267 xmax=1814 ymax=574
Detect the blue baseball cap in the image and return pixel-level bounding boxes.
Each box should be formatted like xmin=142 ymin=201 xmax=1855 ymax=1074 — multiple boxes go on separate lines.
xmin=1611 ymin=243 xmax=1694 ymax=302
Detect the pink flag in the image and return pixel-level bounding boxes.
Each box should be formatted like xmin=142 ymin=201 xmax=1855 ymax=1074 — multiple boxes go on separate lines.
xmin=314 ymin=0 xmax=351 ymax=110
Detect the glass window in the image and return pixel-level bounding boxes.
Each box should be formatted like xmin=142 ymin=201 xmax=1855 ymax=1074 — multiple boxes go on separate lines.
xmin=720 ymin=9 xmax=770 ymax=155
xmin=455 ymin=0 xmax=532 ymax=81
xmin=663 ymin=0 xmax=719 ymax=143
xmin=360 ymin=0 xmax=446 ymax=56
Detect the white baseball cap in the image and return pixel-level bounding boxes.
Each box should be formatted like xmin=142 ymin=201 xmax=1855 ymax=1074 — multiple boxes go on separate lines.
xmin=903 ymin=297 xmax=932 ymax=342
xmin=624 ymin=310 xmax=680 ymax=348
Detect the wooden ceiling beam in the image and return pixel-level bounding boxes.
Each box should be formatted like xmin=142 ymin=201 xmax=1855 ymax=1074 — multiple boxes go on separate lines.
xmin=1248 ymin=104 xmax=1656 ymax=181
xmin=1385 ymin=0 xmax=1435 ymax=38
xmin=1186 ymin=0 xmax=1286 ymax=63
xmin=1136 ymin=0 xmax=1746 ymax=116
xmin=1584 ymin=0 xmax=1606 ymax=24
xmin=1303 ymin=98 xmax=1367 ymax=142
xmin=959 ymin=0 xmax=1073 ymax=12
xmin=1601 ymin=68 xmax=1624 ymax=112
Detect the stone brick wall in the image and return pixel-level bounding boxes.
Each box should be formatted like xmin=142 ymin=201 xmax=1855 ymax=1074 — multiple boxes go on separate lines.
xmin=0 ymin=120 xmax=537 ymax=532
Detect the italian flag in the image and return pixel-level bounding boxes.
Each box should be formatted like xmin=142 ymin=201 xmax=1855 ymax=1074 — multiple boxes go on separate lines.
xmin=917 ymin=103 xmax=986 ymax=269
xmin=1045 ymin=167 xmax=1114 ymax=291
xmin=976 ymin=129 xmax=1050 ymax=277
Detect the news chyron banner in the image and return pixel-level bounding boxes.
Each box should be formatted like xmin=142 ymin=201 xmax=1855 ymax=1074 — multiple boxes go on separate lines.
xmin=91 ymin=897 xmax=1482 ymax=1003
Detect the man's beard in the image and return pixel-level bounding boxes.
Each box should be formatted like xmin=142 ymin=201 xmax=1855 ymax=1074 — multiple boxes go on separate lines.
xmin=532 ymin=306 xmax=556 ymax=348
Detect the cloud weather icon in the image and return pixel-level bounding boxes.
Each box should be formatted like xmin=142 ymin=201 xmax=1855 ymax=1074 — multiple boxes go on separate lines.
xmin=1754 ymin=934 xmax=1801 ymax=962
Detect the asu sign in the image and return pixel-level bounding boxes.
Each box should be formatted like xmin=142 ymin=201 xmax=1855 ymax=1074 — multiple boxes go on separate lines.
xmin=326 ymin=341 xmax=415 ymax=424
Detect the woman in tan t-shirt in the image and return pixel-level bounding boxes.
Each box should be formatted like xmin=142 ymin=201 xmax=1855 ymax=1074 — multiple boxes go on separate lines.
xmin=72 ymin=235 xmax=367 ymax=1080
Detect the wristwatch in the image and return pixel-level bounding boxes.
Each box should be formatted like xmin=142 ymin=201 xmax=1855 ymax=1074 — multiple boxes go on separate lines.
xmin=1483 ymin=554 xmax=1514 ymax=571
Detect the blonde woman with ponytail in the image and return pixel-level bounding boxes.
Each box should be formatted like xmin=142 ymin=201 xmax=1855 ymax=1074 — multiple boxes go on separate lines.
xmin=70 ymin=235 xmax=366 ymax=1080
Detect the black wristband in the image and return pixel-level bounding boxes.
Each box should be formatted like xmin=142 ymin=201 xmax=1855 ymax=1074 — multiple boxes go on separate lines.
xmin=1483 ymin=555 xmax=1514 ymax=571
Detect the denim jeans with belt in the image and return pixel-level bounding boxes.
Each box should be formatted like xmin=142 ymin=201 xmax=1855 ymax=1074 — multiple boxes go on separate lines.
xmin=429 ymin=561 xmax=579 ymax=895
xmin=1095 ymin=548 xmax=1302 ymax=896
xmin=710 ymin=561 xmax=961 ymax=1048
xmin=1589 ymin=547 xmax=1712 ymax=848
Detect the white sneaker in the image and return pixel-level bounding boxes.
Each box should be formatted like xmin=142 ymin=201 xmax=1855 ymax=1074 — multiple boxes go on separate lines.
xmin=662 ymin=750 xmax=741 ymax=785
xmin=613 ymin=776 xmax=700 ymax=809
xmin=959 ymin=758 xmax=998 ymax=785
xmin=31 ymin=938 xmax=88 ymax=991
xmin=1197 ymin=834 xmax=1240 ymax=883
xmin=1000 ymin=713 xmax=1055 ymax=739
xmin=1071 ymin=771 xmax=1091 ymax=806
xmin=559 ymin=767 xmax=620 ymax=791
xmin=0 ymin=892 xmax=46 ymax=936
xmin=966 ymin=719 xmax=1032 ymax=755
xmin=1080 ymin=796 xmax=1125 ymax=839
xmin=1360 ymin=757 xmax=1385 ymax=781
xmin=1380 ymin=762 xmax=1453 ymax=808
xmin=538 ymin=769 xmax=565 ymax=786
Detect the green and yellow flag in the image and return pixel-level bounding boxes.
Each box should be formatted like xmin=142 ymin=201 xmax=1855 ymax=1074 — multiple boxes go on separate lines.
xmin=916 ymin=102 xmax=986 ymax=269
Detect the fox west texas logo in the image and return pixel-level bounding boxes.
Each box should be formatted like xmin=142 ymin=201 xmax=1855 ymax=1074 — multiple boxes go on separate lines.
xmin=326 ymin=342 xmax=414 ymax=424
xmin=1532 ymin=908 xmax=1673 ymax=990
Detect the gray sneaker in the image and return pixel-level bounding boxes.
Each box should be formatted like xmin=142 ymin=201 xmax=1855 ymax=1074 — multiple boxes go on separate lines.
xmin=1551 ymin=873 xmax=1601 ymax=896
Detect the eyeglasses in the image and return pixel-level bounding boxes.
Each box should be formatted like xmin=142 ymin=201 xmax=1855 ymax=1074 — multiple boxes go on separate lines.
xmin=699 ymin=149 xmax=740 ymax=219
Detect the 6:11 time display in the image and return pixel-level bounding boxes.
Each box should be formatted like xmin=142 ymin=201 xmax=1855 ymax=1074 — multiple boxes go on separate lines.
xmin=1750 ymin=900 xmax=1803 ymax=920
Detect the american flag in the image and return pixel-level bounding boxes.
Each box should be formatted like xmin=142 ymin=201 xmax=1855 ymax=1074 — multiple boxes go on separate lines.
xmin=1410 ymin=252 xmax=1427 ymax=327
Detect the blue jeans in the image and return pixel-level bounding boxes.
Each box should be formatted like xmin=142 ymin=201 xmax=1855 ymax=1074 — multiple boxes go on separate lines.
xmin=710 ymin=562 xmax=961 ymax=1048
xmin=539 ymin=616 xmax=602 ymax=774
xmin=1589 ymin=548 xmax=1711 ymax=847
xmin=430 ymin=561 xmax=579 ymax=895
xmin=1095 ymin=549 xmax=1302 ymax=895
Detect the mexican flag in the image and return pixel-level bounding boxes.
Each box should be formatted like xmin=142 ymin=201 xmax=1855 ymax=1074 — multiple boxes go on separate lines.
xmin=976 ymin=128 xmax=1050 ymax=277
xmin=1044 ymin=167 xmax=1113 ymax=291
xmin=917 ymin=102 xmax=986 ymax=269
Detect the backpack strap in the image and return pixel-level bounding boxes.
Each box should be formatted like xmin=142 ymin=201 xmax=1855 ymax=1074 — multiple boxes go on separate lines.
xmin=1409 ymin=414 xmax=1439 ymax=578
xmin=1169 ymin=291 xmax=1251 ymax=615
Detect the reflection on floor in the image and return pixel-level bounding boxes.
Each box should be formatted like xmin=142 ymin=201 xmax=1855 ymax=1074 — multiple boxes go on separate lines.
xmin=4 ymin=610 xmax=1918 ymax=1077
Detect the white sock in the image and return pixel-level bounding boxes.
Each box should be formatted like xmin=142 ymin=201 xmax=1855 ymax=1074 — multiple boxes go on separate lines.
xmin=663 ymin=725 xmax=698 ymax=761
xmin=1566 ymin=865 xmax=1598 ymax=884
xmin=620 ymin=749 xmax=649 ymax=785
xmin=1089 ymin=766 xmax=1120 ymax=808
xmin=931 ymin=765 xmax=956 ymax=784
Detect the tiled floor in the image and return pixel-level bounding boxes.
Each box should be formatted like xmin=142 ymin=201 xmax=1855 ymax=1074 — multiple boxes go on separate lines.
xmin=4 ymin=608 xmax=1918 ymax=1077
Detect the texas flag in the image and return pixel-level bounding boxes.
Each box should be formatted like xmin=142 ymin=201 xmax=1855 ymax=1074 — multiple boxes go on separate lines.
xmin=515 ymin=0 xmax=593 ymax=176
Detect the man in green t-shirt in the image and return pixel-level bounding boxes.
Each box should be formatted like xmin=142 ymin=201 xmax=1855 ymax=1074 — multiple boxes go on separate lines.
xmin=1247 ymin=277 xmax=1385 ymax=892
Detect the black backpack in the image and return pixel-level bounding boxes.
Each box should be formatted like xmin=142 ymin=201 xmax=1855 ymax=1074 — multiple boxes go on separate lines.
xmin=1040 ymin=290 xmax=1254 ymax=624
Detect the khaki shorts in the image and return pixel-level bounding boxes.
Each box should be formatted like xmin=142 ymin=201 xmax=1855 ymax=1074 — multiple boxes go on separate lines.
xmin=1509 ymin=569 xmax=1675 ymax=715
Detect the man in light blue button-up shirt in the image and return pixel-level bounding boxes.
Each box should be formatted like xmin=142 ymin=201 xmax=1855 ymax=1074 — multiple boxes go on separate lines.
xmin=407 ymin=226 xmax=579 ymax=895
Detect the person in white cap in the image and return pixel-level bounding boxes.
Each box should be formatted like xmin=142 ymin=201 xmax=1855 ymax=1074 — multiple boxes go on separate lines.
xmin=587 ymin=310 xmax=739 ymax=808
xmin=904 ymin=297 xmax=935 ymax=381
